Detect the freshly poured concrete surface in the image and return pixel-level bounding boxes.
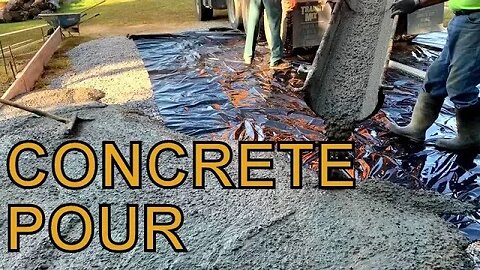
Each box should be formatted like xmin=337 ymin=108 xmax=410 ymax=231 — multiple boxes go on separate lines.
xmin=0 ymin=37 xmax=475 ymax=269
xmin=304 ymin=0 xmax=395 ymax=139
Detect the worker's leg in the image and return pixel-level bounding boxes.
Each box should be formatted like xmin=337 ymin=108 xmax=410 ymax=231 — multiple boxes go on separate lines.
xmin=387 ymin=18 xmax=453 ymax=142
xmin=387 ymin=91 xmax=444 ymax=142
xmin=443 ymin=15 xmax=480 ymax=109
xmin=243 ymin=0 xmax=264 ymax=64
xmin=435 ymin=14 xmax=480 ymax=151
xmin=423 ymin=43 xmax=449 ymax=100
xmin=280 ymin=0 xmax=293 ymax=42
xmin=263 ymin=0 xmax=283 ymax=65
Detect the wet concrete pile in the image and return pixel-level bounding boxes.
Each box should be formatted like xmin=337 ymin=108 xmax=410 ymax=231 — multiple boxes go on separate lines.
xmin=133 ymin=31 xmax=480 ymax=241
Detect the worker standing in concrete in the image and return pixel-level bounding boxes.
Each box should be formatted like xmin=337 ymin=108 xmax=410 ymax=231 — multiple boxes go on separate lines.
xmin=243 ymin=0 xmax=288 ymax=68
xmin=388 ymin=0 xmax=480 ymax=151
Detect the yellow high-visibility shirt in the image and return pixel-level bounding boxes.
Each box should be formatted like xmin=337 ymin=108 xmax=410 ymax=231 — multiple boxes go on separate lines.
xmin=449 ymin=0 xmax=480 ymax=11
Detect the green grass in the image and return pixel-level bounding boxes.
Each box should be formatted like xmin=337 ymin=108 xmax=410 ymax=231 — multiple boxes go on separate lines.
xmin=58 ymin=0 xmax=197 ymax=27
xmin=0 ymin=20 xmax=45 ymax=35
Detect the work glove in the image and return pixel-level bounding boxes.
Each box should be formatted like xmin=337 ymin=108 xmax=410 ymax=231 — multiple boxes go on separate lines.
xmin=390 ymin=0 xmax=421 ymax=18
xmin=284 ymin=0 xmax=296 ymax=11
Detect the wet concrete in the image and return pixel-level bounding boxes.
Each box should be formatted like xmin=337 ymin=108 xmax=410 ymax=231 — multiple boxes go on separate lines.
xmin=303 ymin=0 xmax=395 ymax=139
xmin=0 ymin=106 xmax=475 ymax=269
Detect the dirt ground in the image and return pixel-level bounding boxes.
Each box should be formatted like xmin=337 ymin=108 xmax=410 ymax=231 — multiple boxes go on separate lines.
xmin=77 ymin=13 xmax=229 ymax=38
xmin=0 ymin=37 xmax=477 ymax=269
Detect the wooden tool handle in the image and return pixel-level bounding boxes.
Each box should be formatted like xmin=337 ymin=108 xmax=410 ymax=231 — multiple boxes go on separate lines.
xmin=0 ymin=98 xmax=68 ymax=123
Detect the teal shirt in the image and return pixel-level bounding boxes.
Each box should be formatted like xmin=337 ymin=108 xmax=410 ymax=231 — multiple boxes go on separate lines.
xmin=449 ymin=0 xmax=480 ymax=11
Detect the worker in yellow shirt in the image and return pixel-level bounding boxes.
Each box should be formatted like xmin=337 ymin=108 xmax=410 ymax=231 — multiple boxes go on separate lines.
xmin=388 ymin=0 xmax=480 ymax=152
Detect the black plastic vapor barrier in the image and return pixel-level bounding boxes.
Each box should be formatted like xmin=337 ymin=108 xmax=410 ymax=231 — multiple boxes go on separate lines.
xmin=132 ymin=30 xmax=480 ymax=241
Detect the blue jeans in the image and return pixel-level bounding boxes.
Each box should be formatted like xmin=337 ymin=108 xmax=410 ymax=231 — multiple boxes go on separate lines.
xmin=243 ymin=0 xmax=283 ymax=65
xmin=424 ymin=13 xmax=480 ymax=109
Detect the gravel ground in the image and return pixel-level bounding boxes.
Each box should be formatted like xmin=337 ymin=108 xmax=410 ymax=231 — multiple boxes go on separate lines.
xmin=50 ymin=36 xmax=160 ymax=117
xmin=0 ymin=36 xmax=476 ymax=269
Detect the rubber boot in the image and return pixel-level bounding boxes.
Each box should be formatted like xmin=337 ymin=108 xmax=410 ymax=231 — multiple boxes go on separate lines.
xmin=388 ymin=92 xmax=444 ymax=143
xmin=435 ymin=103 xmax=480 ymax=152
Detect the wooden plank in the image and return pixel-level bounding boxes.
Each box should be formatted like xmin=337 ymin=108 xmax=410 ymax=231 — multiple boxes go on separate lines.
xmin=1 ymin=27 xmax=62 ymax=101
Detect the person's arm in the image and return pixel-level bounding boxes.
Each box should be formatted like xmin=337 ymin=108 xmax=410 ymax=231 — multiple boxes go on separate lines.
xmin=390 ymin=0 xmax=447 ymax=18
xmin=418 ymin=0 xmax=448 ymax=9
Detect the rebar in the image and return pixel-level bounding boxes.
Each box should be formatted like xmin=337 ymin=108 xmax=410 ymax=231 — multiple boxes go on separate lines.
xmin=8 ymin=46 xmax=18 ymax=73
xmin=9 ymin=61 xmax=16 ymax=80
xmin=0 ymin=41 xmax=8 ymax=76
xmin=41 ymin=28 xmax=45 ymax=42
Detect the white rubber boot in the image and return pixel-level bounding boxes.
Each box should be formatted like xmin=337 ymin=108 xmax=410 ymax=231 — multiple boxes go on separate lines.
xmin=388 ymin=92 xmax=444 ymax=143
